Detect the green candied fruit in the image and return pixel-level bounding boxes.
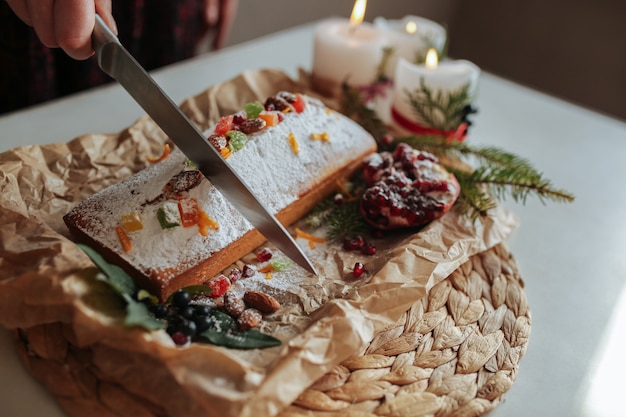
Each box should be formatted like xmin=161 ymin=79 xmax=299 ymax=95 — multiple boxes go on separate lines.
xmin=157 ymin=202 xmax=181 ymax=229
xmin=244 ymin=101 xmax=264 ymax=118
xmin=227 ymin=130 xmax=248 ymax=152
xmin=269 ymin=258 xmax=292 ymax=272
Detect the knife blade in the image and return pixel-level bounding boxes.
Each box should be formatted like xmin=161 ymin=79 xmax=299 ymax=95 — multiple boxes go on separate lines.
xmin=91 ymin=15 xmax=316 ymax=276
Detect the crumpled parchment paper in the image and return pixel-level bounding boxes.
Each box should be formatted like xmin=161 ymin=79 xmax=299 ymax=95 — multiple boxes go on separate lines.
xmin=0 ymin=68 xmax=518 ymax=417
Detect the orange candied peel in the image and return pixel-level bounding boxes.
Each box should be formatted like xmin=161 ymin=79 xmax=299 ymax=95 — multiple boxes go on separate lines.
xmin=115 ymin=226 xmax=132 ymax=252
xmin=310 ymin=132 xmax=330 ymax=142
xmin=294 ymin=227 xmax=326 ymax=249
xmin=220 ymin=147 xmax=232 ymax=159
xmin=198 ymin=210 xmax=219 ymax=236
xmin=335 ymin=179 xmax=357 ymax=202
xmin=147 ymin=143 xmax=171 ymax=163
xmin=287 ymin=132 xmax=299 ymax=155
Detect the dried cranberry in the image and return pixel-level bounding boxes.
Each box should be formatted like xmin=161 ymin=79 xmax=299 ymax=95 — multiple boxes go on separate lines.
xmin=242 ymin=264 xmax=257 ymax=278
xmin=228 ymin=267 xmax=242 ymax=283
xmin=256 ymin=247 xmax=273 ymax=262
xmin=232 ymin=111 xmax=247 ymax=126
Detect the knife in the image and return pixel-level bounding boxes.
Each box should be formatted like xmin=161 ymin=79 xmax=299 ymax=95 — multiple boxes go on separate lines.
xmin=91 ymin=15 xmax=316 ymax=276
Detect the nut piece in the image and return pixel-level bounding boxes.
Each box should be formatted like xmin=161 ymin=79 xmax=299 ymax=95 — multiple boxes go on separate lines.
xmin=237 ymin=308 xmax=262 ymax=330
xmin=239 ymin=118 xmax=266 ymax=134
xmin=243 ymin=291 xmax=281 ymax=314
xmin=223 ymin=291 xmax=245 ymax=317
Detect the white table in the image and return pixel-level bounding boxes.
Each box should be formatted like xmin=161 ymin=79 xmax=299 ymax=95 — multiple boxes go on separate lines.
xmin=2 ymin=22 xmax=626 ymax=417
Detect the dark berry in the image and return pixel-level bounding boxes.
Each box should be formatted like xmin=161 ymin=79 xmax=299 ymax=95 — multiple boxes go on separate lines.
xmin=193 ymin=305 xmax=211 ymax=317
xmin=180 ymin=306 xmax=195 ymax=320
xmin=172 ymin=290 xmax=191 ymax=308
xmin=353 ymin=262 xmax=366 ymax=278
xmin=194 ymin=315 xmax=213 ymax=332
xmin=180 ymin=320 xmax=197 ymax=337
xmin=333 ymin=193 xmax=345 ymax=205
xmin=150 ymin=304 xmax=168 ymax=318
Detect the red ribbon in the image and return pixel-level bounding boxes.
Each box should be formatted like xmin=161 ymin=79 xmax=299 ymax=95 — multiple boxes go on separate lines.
xmin=391 ymin=106 xmax=467 ymax=142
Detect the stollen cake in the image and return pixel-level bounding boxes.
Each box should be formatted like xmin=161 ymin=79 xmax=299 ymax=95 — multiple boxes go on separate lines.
xmin=64 ymin=92 xmax=377 ymax=300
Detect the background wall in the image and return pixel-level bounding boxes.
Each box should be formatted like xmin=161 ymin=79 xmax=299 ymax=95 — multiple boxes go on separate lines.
xmin=224 ymin=0 xmax=626 ymax=121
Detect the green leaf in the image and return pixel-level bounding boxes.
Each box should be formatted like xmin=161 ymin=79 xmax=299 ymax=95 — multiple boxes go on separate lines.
xmin=78 ymin=243 xmax=136 ymax=296
xmin=125 ymin=299 xmax=165 ymax=330
xmin=198 ymin=310 xmax=281 ymax=349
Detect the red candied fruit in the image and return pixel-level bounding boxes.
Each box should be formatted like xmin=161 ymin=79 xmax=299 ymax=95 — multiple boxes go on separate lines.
xmin=214 ymin=115 xmax=234 ymax=135
xmin=291 ymin=94 xmax=306 ymax=113
xmin=207 ymin=275 xmax=231 ymax=298
xmin=256 ymin=247 xmax=273 ymax=262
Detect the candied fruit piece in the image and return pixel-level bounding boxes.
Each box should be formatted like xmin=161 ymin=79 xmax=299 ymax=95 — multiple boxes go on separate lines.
xmin=198 ymin=210 xmax=219 ymax=236
xmin=157 ymin=202 xmax=181 ymax=229
xmin=226 ymin=130 xmax=248 ymax=152
xmin=207 ymin=275 xmax=231 ymax=298
xmin=287 ymin=132 xmax=299 ymax=155
xmin=214 ymin=115 xmax=234 ymax=135
xmin=178 ymin=198 xmax=200 ymax=227
xmin=291 ymin=94 xmax=306 ymax=113
xmin=258 ymin=111 xmax=279 ymax=127
xmin=244 ymin=101 xmax=265 ymax=118
xmin=115 ymin=226 xmax=132 ymax=252
xmin=121 ymin=211 xmax=143 ymax=232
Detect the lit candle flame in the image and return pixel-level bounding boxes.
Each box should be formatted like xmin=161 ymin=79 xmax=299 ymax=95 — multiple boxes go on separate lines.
xmin=350 ymin=0 xmax=367 ymax=25
xmin=405 ymin=21 xmax=417 ymax=34
xmin=425 ymin=48 xmax=438 ymax=69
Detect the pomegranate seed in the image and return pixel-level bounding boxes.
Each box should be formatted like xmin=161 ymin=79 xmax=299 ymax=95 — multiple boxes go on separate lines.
xmin=361 ymin=242 xmax=377 ymax=256
xmin=352 ymin=262 xmax=366 ymax=278
xmin=256 ymin=247 xmax=274 ymax=262
xmin=207 ymin=275 xmax=231 ymax=298
xmin=333 ymin=193 xmax=345 ymax=205
xmin=343 ymin=235 xmax=365 ymax=251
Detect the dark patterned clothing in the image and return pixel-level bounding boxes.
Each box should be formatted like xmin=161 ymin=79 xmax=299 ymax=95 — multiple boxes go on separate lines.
xmin=0 ymin=1 xmax=209 ymax=115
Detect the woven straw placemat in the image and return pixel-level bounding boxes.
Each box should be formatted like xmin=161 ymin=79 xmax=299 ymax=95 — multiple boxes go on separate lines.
xmin=279 ymin=242 xmax=530 ymax=417
xmin=13 ymin=243 xmax=529 ymax=417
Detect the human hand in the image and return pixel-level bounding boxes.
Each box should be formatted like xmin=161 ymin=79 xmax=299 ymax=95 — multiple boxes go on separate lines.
xmin=5 ymin=0 xmax=117 ymax=60
xmin=203 ymin=0 xmax=238 ymax=49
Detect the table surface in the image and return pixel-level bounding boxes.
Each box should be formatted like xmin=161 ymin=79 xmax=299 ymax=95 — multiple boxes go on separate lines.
xmin=2 ymin=22 xmax=625 ymax=417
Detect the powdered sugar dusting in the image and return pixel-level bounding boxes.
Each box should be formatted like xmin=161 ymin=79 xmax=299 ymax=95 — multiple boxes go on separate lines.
xmin=66 ymin=95 xmax=376 ymax=287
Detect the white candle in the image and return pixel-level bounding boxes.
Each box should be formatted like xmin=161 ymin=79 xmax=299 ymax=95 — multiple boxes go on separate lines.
xmin=374 ymin=15 xmax=447 ymax=79
xmin=391 ymin=52 xmax=481 ymax=132
xmin=312 ymin=18 xmax=387 ymax=86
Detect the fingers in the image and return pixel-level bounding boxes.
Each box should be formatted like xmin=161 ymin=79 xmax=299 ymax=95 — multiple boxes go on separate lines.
xmin=212 ymin=0 xmax=238 ymax=50
xmin=5 ymin=0 xmax=117 ymax=60
xmin=204 ymin=0 xmax=219 ymax=26
xmin=54 ymin=0 xmax=96 ymax=60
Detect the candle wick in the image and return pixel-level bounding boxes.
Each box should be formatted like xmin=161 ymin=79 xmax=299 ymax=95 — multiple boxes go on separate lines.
xmin=348 ymin=23 xmax=359 ymax=36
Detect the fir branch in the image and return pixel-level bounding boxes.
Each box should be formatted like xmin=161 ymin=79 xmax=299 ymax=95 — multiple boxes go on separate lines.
xmin=340 ymin=83 xmax=388 ymax=142
xmin=404 ymin=79 xmax=473 ymax=131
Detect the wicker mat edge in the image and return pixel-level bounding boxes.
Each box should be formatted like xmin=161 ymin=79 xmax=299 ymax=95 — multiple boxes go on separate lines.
xmin=13 ymin=242 xmax=530 ymax=417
